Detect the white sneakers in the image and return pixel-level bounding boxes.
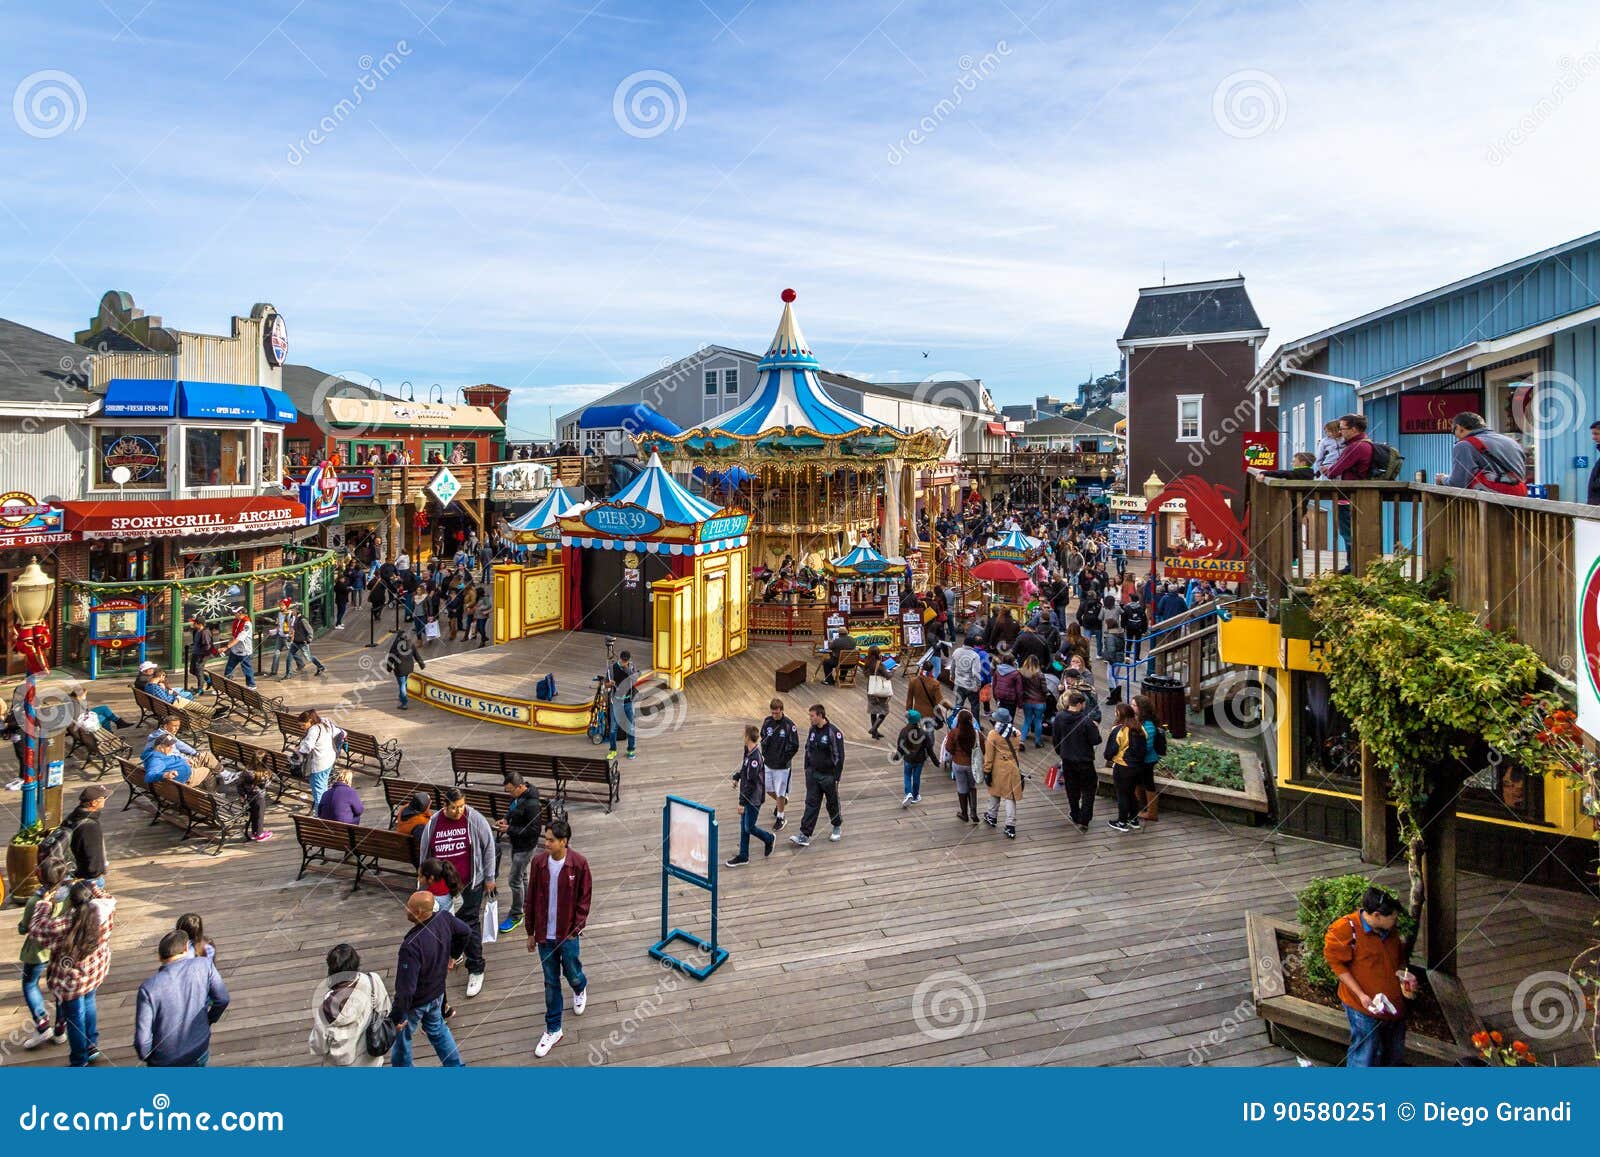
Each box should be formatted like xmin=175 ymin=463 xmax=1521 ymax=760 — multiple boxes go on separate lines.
xmin=830 ymin=826 xmax=843 ymax=842
xmin=536 ymin=1029 xmax=564 ymax=1057
xmin=573 ymin=987 xmax=588 ymax=1015
xmin=466 ymin=972 xmax=484 ymax=998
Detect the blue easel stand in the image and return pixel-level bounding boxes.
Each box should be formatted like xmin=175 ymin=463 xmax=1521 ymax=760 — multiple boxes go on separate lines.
xmin=648 ymin=795 xmax=729 ymax=980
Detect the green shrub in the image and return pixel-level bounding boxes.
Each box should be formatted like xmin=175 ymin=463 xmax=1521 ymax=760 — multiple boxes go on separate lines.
xmin=1158 ymin=741 xmax=1245 ymax=791
xmin=1296 ymin=874 xmax=1416 ymax=993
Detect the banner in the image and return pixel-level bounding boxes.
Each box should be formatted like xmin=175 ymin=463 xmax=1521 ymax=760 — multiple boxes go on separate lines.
xmin=1400 ymin=391 xmax=1482 ymax=435
xmin=1242 ymin=431 xmax=1279 ymax=471
xmin=1574 ymin=518 xmax=1600 ymax=737
xmin=66 ymin=497 xmax=306 ymax=540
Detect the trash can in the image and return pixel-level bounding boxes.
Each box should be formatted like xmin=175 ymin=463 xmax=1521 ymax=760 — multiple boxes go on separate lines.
xmin=1140 ymin=674 xmax=1187 ymax=739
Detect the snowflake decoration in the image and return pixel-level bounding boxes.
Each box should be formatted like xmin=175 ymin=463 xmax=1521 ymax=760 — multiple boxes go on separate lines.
xmin=193 ymin=584 xmax=239 ymax=621
xmin=306 ymin=567 xmax=325 ymax=600
xmin=74 ymin=589 xmax=93 ymax=619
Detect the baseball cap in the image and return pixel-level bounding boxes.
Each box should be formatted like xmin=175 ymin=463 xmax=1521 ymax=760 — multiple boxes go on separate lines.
xmin=79 ymin=785 xmax=108 ymax=803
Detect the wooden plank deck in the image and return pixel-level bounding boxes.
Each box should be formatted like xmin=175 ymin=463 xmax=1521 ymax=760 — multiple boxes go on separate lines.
xmin=1 ymin=624 xmax=1594 ymax=1068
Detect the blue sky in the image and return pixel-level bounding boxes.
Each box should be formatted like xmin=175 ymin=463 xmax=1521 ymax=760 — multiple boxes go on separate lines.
xmin=3 ymin=0 xmax=1600 ymax=438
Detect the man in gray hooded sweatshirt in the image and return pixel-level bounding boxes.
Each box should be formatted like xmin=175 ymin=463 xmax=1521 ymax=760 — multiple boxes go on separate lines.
xmin=418 ymin=788 xmax=498 ymax=998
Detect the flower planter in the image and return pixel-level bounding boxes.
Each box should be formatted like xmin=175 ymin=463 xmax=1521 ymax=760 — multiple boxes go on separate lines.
xmin=1245 ymin=911 xmax=1483 ymax=1066
xmin=5 ymin=841 xmax=41 ymax=908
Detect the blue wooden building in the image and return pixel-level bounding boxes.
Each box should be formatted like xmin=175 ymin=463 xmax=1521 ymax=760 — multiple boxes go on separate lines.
xmin=1251 ymin=230 xmax=1600 ymax=500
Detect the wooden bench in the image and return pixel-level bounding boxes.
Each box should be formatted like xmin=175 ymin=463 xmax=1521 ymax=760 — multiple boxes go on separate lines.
xmin=254 ymin=746 xmax=311 ymax=806
xmin=132 ymin=686 xmax=220 ymax=736
xmin=276 ymin=711 xmax=403 ymax=780
xmin=141 ymin=773 xmax=245 ymax=853
xmin=291 ymin=815 xmax=419 ymax=891
xmin=71 ymin=727 xmax=131 ymax=780
xmin=448 ymin=747 xmax=617 ymax=813
xmin=382 ymin=777 xmax=560 ymax=831
xmin=215 ymin=676 xmax=282 ymax=731
xmin=119 ymin=756 xmax=161 ymax=817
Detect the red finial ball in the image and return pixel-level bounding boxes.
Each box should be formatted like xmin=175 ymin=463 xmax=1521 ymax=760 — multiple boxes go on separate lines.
xmin=781 ymin=288 xmax=796 ymax=303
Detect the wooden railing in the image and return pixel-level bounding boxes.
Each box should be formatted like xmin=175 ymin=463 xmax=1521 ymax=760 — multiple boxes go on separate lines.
xmin=962 ymin=449 xmax=1120 ymax=475
xmin=366 ymin=457 xmax=583 ymax=505
xmin=1247 ymin=475 xmax=1586 ymax=678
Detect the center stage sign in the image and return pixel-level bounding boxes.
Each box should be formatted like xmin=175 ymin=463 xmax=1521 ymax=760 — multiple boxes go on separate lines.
xmin=420 ymin=681 xmax=532 ymax=725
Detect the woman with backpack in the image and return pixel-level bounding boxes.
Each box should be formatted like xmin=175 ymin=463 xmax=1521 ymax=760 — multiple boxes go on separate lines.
xmin=28 ymin=880 xmax=115 ymax=1066
xmin=18 ymin=859 xmax=68 ymax=1051
xmin=944 ymin=708 xmax=983 ymax=824
xmin=990 ymin=647 xmax=1022 ymax=720
xmin=981 ymin=707 xmax=1024 ymax=839
xmin=297 ymin=708 xmax=340 ymax=811
xmin=1103 ymin=702 xmax=1149 ymax=833
xmin=308 ymin=942 xmax=392 ymax=1067
xmin=1134 ymin=693 xmax=1169 ymax=822
xmin=1018 ymin=655 xmax=1049 ymax=750
xmin=1100 ymin=593 xmax=1125 ymax=663
xmin=893 ymin=709 xmax=936 ymax=808
xmin=863 ymin=646 xmax=891 ymax=739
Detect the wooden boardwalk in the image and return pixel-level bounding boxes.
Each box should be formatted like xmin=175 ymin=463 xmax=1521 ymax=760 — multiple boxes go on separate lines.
xmin=1 ymin=625 xmax=1595 ymax=1068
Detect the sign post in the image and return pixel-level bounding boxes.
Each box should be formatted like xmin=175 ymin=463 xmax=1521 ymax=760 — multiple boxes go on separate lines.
xmin=648 ymin=795 xmax=728 ymax=980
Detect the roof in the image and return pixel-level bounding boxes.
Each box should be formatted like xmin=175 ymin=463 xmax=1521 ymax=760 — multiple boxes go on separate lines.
xmin=710 ymin=296 xmax=887 ymax=438
xmin=611 ymin=452 xmax=722 ymax=523
xmin=838 ymin=374 xmax=989 ymax=413
xmin=1020 ymin=415 xmax=1118 ymax=438
xmin=576 ymin=402 xmax=682 ymax=436
xmin=278 ymin=363 xmax=383 ymax=413
xmin=0 ymin=317 xmax=101 ymax=411
xmin=1119 ymin=277 xmax=1266 ymax=343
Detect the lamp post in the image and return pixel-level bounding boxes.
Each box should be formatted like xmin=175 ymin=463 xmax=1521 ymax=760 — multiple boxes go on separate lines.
xmin=11 ymin=557 xmax=57 ymax=831
xmin=1142 ymin=471 xmax=1165 ymax=581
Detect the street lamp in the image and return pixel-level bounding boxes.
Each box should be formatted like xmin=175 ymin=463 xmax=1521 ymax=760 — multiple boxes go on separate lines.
xmin=11 ymin=557 xmax=57 ymax=831
xmin=1142 ymin=471 xmax=1165 ymax=580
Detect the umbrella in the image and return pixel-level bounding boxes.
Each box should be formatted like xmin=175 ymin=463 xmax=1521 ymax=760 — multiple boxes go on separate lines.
xmin=969 ymin=559 xmax=1027 ymax=583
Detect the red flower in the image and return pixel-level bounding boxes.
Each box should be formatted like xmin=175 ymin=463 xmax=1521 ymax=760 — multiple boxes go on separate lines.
xmin=1472 ymin=1031 xmax=1490 ymax=1048
xmin=1491 ymin=1030 xmax=1504 ymax=1045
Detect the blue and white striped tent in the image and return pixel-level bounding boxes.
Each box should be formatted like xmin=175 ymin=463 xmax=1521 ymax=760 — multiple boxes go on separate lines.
xmin=825 ymin=542 xmax=907 ymax=578
xmin=508 ymin=487 xmax=579 ymax=544
xmin=984 ymin=529 xmax=1045 ymax=562
xmin=561 ymin=453 xmax=749 ymax=556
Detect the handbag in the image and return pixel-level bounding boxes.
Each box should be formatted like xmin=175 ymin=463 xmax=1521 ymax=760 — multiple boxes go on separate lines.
xmin=423 ymin=619 xmax=441 ymax=641
xmin=867 ymin=674 xmax=892 ymax=698
xmin=363 ymin=975 xmax=397 ymax=1057
xmin=481 ymin=896 xmax=500 ymax=944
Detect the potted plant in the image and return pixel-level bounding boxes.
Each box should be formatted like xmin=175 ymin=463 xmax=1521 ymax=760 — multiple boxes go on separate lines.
xmin=1246 ymin=872 xmax=1483 ymax=1065
xmin=5 ymin=823 xmax=47 ymax=908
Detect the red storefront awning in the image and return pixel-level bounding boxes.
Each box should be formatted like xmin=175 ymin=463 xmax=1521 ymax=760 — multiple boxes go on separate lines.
xmin=65 ymin=496 xmax=308 ymax=540
xmin=986 ymin=421 xmax=1009 ymax=436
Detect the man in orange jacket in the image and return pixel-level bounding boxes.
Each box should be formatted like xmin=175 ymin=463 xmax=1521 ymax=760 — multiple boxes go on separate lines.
xmin=1322 ymin=887 xmax=1416 ymax=1066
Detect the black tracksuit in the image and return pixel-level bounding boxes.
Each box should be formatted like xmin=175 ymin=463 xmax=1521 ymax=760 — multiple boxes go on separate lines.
xmin=799 ymin=722 xmax=845 ymax=837
xmin=1051 ymin=708 xmax=1102 ymax=827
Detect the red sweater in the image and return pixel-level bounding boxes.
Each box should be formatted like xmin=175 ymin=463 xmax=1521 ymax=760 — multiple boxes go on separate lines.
xmin=525 ymin=848 xmax=592 ymax=944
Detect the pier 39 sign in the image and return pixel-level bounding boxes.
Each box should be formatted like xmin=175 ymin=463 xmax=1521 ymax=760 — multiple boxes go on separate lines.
xmin=583 ymin=504 xmax=664 ymax=538
xmin=420 ymin=681 xmax=532 ymax=726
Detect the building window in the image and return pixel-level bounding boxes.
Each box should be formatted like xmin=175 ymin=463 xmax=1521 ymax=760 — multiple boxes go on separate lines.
xmin=723 ymin=368 xmax=739 ymax=396
xmin=1291 ymin=404 xmax=1306 ymax=457
xmin=1176 ymin=395 xmax=1203 ymax=442
xmin=261 ymin=429 xmax=282 ymax=483
xmin=286 ymin=438 xmax=313 ymax=465
xmin=1312 ymin=396 xmax=1323 ymax=445
xmin=704 ymin=371 xmax=719 ymax=396
xmin=184 ymin=427 xmax=251 ymax=487
xmin=96 ymin=428 xmax=167 ymax=489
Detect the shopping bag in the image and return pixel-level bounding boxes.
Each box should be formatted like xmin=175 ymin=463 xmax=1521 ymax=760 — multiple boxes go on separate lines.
xmin=868 ymin=674 xmax=893 ymax=698
xmin=423 ymin=618 xmax=441 ymax=641
xmin=1043 ymin=764 xmax=1061 ymax=791
xmin=481 ymin=896 xmax=500 ymax=944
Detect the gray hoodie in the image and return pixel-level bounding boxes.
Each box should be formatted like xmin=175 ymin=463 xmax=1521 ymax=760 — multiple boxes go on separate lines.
xmin=308 ymin=971 xmax=391 ymax=1067
xmin=419 ymin=806 xmax=498 ymax=890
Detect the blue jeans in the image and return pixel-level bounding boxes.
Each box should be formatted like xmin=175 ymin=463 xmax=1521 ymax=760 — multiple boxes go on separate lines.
xmin=391 ymin=996 xmax=462 ymax=1067
xmin=1021 ymin=702 xmax=1045 ymax=745
xmin=1344 ymin=1006 xmax=1406 ymax=1067
xmin=737 ymin=802 xmax=773 ymax=860
xmin=223 ymin=653 xmax=255 ymax=687
xmin=61 ymin=991 xmax=99 ymax=1067
xmin=538 ymin=938 xmax=587 ymax=1034
xmin=308 ymin=769 xmax=330 ymax=811
xmin=21 ymin=961 xmax=48 ymax=1025
xmin=1337 ymin=504 xmax=1353 ymax=565
xmin=902 ymin=760 xmax=924 ymax=799
xmin=608 ymin=698 xmax=635 ymax=754
xmin=396 ymin=674 xmax=409 ymax=705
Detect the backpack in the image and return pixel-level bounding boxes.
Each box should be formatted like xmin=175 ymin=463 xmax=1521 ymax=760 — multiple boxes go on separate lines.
xmin=1152 ymin=725 xmax=1169 ymax=758
xmin=1366 ymin=441 xmax=1404 ymax=481
xmin=534 ymin=673 xmax=556 ymax=701
xmin=37 ymin=818 xmax=75 ymax=867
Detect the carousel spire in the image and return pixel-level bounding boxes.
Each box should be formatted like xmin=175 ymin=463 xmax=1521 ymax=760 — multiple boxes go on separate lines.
xmin=764 ymin=288 xmax=817 ymax=367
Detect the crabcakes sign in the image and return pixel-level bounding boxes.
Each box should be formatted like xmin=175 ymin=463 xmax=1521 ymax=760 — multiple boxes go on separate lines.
xmin=1574 ymin=519 xmax=1600 ymax=736
xmin=1143 ymin=476 xmax=1249 ymax=583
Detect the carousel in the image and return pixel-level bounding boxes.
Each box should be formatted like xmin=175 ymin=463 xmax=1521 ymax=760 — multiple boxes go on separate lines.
xmin=507 ymin=487 xmax=581 ymax=552
xmin=639 ymin=290 xmax=948 ymax=577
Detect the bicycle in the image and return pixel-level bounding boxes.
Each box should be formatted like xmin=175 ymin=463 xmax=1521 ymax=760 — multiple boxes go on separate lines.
xmin=587 ymin=676 xmax=613 ymax=745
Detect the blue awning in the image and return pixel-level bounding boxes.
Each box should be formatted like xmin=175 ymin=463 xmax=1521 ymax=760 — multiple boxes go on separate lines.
xmin=261 ymin=388 xmax=297 ymax=423
xmin=103 ymin=378 xmax=177 ymax=418
xmin=577 ymin=403 xmax=682 ymax=436
xmin=179 ymin=381 xmax=269 ymax=421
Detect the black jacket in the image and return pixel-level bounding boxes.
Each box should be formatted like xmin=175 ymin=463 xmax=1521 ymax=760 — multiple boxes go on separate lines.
xmin=894 ymin=722 xmax=936 ymax=763
xmin=391 ymin=911 xmax=472 ymax=1022
xmin=732 ymin=745 xmax=766 ymax=809
xmin=1103 ymin=723 xmax=1148 ymax=767
xmin=1051 ymin=710 xmax=1101 ymax=766
xmin=504 ymin=788 xmax=543 ymax=852
xmin=67 ymin=806 xmax=107 ymax=879
xmin=1012 ymin=630 xmax=1050 ymax=667
xmin=384 ymin=635 xmax=426 ymax=677
xmin=1120 ymin=603 xmax=1149 ymax=639
xmin=804 ymin=722 xmax=845 ymax=779
xmin=759 ymin=715 xmax=800 ymax=770
xmin=1590 ymin=457 xmax=1600 ymax=505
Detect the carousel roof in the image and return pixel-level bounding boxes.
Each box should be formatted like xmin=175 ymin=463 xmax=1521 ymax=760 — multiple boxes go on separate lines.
xmin=611 ymin=452 xmax=722 ymax=524
xmin=827 ymin=542 xmax=907 ymax=575
xmin=508 ymin=487 xmax=580 ymax=538
xmin=710 ymin=291 xmax=894 ymax=439
xmin=987 ymin=529 xmax=1044 ymax=554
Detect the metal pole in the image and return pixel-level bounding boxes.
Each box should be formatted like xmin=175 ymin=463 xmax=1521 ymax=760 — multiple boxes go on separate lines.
xmin=20 ymin=679 xmax=38 ymax=830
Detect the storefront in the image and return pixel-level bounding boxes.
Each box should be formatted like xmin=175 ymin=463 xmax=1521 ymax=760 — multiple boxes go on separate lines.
xmin=0 ymin=495 xmax=71 ymax=677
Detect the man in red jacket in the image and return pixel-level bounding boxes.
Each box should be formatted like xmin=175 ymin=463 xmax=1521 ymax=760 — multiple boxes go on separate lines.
xmin=525 ymin=817 xmax=592 ymax=1058
xmin=1323 ymin=413 xmax=1375 ymax=571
